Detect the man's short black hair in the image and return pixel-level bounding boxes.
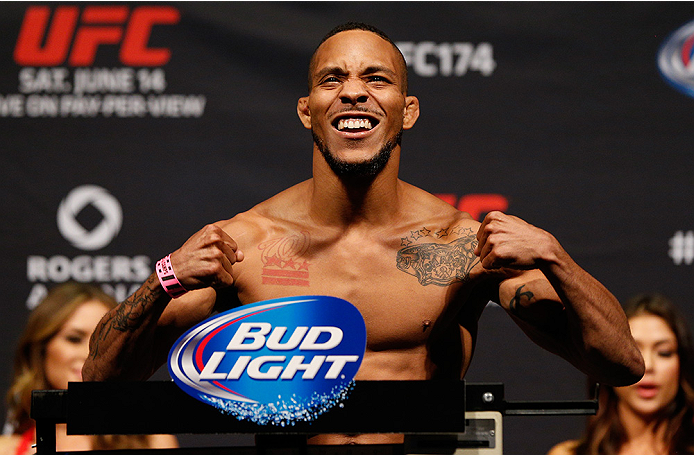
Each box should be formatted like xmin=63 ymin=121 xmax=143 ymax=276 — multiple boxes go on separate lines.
xmin=308 ymin=22 xmax=408 ymax=93
xmin=318 ymin=22 xmax=395 ymax=47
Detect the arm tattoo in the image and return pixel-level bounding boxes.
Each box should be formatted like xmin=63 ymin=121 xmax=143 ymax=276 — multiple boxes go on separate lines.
xmin=508 ymin=284 xmax=534 ymax=316
xmin=89 ymin=274 xmax=159 ymax=359
xmin=396 ymin=226 xmax=480 ymax=286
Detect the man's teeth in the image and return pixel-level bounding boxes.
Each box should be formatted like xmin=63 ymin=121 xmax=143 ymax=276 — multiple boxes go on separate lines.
xmin=337 ymin=118 xmax=373 ymax=131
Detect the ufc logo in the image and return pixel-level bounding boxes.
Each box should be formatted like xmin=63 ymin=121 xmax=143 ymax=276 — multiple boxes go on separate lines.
xmin=14 ymin=5 xmax=180 ymax=66
xmin=435 ymin=194 xmax=509 ymax=221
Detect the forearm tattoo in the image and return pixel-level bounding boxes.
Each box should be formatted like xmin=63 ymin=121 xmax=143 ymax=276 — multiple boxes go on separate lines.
xmin=396 ymin=226 xmax=480 ymax=286
xmin=88 ymin=274 xmax=158 ymax=359
xmin=508 ymin=284 xmax=534 ymax=316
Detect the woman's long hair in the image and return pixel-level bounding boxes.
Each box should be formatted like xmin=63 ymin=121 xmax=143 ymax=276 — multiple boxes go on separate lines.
xmin=5 ymin=282 xmax=116 ymax=434
xmin=574 ymin=293 xmax=694 ymax=455
xmin=4 ymin=282 xmax=152 ymax=449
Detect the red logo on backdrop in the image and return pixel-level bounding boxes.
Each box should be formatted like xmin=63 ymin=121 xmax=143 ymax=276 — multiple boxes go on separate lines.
xmin=435 ymin=193 xmax=509 ymax=221
xmin=14 ymin=5 xmax=180 ymax=66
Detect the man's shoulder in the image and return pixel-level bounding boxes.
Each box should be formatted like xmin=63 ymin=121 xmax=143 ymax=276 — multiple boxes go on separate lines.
xmin=247 ymin=180 xmax=310 ymax=219
xmin=214 ymin=208 xmax=277 ymax=242
xmin=214 ymin=181 xmax=310 ymax=241
xmin=400 ymin=181 xmax=477 ymax=227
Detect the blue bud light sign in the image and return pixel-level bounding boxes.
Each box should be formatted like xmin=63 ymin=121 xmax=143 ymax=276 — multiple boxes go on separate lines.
xmin=168 ymin=296 xmax=366 ymax=426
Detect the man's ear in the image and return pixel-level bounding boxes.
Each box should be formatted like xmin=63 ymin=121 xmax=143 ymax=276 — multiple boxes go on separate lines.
xmin=297 ymin=97 xmax=311 ymax=129
xmin=403 ymin=96 xmax=420 ymax=130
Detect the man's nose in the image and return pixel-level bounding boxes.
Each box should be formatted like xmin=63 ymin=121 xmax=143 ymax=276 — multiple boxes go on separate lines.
xmin=340 ymin=78 xmax=368 ymax=104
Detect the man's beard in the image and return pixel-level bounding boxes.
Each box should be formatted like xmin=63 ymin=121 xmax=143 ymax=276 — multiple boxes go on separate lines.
xmin=313 ymin=129 xmax=402 ymax=178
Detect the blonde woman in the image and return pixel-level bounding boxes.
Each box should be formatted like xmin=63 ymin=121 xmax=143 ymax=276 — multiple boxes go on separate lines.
xmin=0 ymin=282 xmax=178 ymax=454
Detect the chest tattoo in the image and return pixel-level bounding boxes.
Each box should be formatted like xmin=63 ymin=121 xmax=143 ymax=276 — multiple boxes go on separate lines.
xmin=396 ymin=226 xmax=479 ymax=286
xmin=258 ymin=231 xmax=311 ymax=286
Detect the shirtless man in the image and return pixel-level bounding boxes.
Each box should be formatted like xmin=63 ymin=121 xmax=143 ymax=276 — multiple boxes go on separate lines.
xmin=83 ymin=22 xmax=644 ymax=444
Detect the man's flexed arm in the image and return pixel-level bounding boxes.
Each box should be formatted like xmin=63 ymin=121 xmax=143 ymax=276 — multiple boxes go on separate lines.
xmin=475 ymin=211 xmax=644 ymax=386
xmin=83 ymin=224 xmax=244 ymax=381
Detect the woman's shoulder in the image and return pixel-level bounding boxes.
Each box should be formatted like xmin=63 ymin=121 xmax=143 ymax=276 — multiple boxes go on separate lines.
xmin=547 ymin=439 xmax=580 ymax=455
xmin=0 ymin=434 xmax=23 ymax=454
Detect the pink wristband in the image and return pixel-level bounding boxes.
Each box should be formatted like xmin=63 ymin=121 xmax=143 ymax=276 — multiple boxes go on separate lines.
xmin=155 ymin=254 xmax=188 ymax=298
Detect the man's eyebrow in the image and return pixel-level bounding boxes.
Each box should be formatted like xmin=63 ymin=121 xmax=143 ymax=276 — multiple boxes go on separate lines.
xmin=314 ymin=65 xmax=399 ymax=81
xmin=362 ymin=65 xmax=398 ymax=77
xmin=314 ymin=66 xmax=348 ymax=81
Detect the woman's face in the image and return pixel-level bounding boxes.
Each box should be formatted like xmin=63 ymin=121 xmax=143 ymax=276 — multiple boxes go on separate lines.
xmin=43 ymin=300 xmax=109 ymax=389
xmin=614 ymin=314 xmax=680 ymax=419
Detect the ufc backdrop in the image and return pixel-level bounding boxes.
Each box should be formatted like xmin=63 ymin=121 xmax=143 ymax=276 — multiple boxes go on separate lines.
xmin=1 ymin=1 xmax=694 ymax=453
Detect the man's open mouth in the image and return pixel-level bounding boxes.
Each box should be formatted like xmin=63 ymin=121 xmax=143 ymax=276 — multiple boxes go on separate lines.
xmin=333 ymin=116 xmax=379 ymax=132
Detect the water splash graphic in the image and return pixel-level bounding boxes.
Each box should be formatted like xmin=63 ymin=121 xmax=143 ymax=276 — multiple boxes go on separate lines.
xmin=200 ymin=380 xmax=355 ymax=426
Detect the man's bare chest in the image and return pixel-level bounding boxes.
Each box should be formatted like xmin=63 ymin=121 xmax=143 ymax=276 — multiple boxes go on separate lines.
xmin=231 ymin=224 xmax=484 ymax=348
